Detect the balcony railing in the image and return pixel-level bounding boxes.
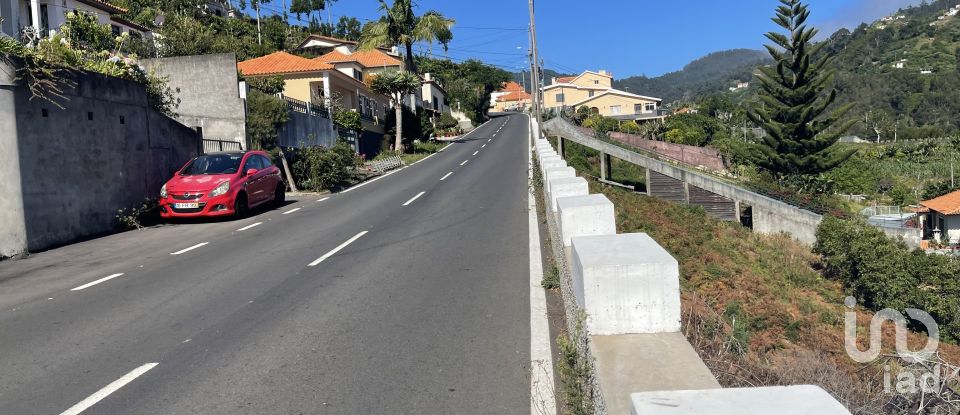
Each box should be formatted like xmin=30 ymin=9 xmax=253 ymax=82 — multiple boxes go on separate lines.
xmin=282 ymin=96 xmax=329 ymax=119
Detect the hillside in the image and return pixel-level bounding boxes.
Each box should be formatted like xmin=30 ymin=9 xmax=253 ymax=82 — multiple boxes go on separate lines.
xmin=612 ymin=49 xmax=771 ymax=104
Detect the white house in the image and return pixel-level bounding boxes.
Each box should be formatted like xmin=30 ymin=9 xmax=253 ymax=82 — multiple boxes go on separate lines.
xmin=421 ymin=73 xmax=449 ymax=116
xmin=0 ymin=0 xmax=150 ymax=40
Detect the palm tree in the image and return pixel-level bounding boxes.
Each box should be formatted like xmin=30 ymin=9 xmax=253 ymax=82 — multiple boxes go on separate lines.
xmin=370 ymin=70 xmax=422 ymax=153
xmin=358 ymin=0 xmax=455 ymax=72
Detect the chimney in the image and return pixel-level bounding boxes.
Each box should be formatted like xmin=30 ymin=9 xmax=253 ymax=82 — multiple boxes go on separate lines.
xmin=598 ymin=70 xmax=608 ymax=76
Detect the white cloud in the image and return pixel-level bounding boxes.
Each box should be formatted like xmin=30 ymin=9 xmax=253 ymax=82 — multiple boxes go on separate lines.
xmin=815 ymin=0 xmax=922 ymax=36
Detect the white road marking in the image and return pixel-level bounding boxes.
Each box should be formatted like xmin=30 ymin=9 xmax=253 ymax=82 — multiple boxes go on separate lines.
xmin=488 ymin=139 xmax=492 ymax=142
xmin=482 ymin=144 xmax=486 ymax=148
xmin=317 ymin=197 xmax=330 ymax=202
xmin=493 ymin=133 xmax=497 ymax=137
xmin=472 ymin=151 xmax=479 ymax=156
xmin=308 ymin=231 xmax=369 ymax=267
xmin=440 ymin=172 xmax=453 ymax=181
xmin=460 ymin=160 xmax=469 ymax=166
xmin=59 ymin=363 xmax=158 ymax=415
xmin=71 ymin=273 xmax=124 ymax=291
xmin=282 ymin=207 xmax=301 ymax=215
xmin=170 ymin=242 xmax=208 ymax=255
xmin=526 ymin=114 xmax=557 ymax=415
xmin=341 ymin=166 xmax=406 ymax=193
xmin=402 ymin=191 xmax=426 ymax=207
xmin=237 ymin=222 xmax=262 ymax=232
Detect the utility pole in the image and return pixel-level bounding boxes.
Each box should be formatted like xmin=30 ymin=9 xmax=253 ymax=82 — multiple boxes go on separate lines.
xmin=528 ymin=0 xmax=543 ymax=141
xmin=256 ymin=1 xmax=263 ymax=45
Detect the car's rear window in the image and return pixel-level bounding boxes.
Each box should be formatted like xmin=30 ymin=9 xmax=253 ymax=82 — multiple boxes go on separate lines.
xmin=180 ymin=154 xmax=243 ymax=175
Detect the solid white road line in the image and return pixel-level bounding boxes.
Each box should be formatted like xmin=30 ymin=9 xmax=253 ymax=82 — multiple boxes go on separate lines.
xmin=282 ymin=207 xmax=301 ymax=215
xmin=237 ymin=222 xmax=262 ymax=232
xmin=71 ymin=273 xmax=124 ymax=291
xmin=342 ymin=166 xmax=406 ymax=194
xmin=170 ymin=242 xmax=208 ymax=256
xmin=59 ymin=363 xmax=158 ymax=415
xmin=402 ymin=191 xmax=426 ymax=207
xmin=440 ymin=172 xmax=453 ymax=181
xmin=317 ymin=197 xmax=330 ymax=202
xmin=460 ymin=160 xmax=469 ymax=166
xmin=526 ymin=114 xmax=557 ymax=415
xmin=308 ymin=231 xmax=369 ymax=267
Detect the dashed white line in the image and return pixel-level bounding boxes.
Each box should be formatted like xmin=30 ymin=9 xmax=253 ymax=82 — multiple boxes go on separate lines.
xmin=493 ymin=133 xmax=497 ymax=137
xmin=488 ymin=139 xmax=492 ymax=142
xmin=71 ymin=273 xmax=124 ymax=291
xmin=59 ymin=363 xmax=158 ymax=415
xmin=440 ymin=172 xmax=453 ymax=181
xmin=282 ymin=207 xmax=301 ymax=215
xmin=237 ymin=222 xmax=262 ymax=232
xmin=472 ymin=151 xmax=479 ymax=156
xmin=170 ymin=242 xmax=209 ymax=255
xmin=317 ymin=197 xmax=330 ymax=202
xmin=402 ymin=191 xmax=426 ymax=206
xmin=482 ymin=144 xmax=486 ymax=148
xmin=308 ymin=231 xmax=369 ymax=267
xmin=460 ymin=160 xmax=469 ymax=166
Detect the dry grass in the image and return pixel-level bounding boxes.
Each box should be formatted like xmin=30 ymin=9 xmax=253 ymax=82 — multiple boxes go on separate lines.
xmin=590 ymin=181 xmax=960 ymax=414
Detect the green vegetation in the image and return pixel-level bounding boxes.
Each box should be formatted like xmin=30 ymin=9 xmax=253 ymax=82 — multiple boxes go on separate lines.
xmin=286 ymin=143 xmax=363 ymax=192
xmin=370 ymin=69 xmax=422 ymax=153
xmin=115 ymin=198 xmax=161 ymax=230
xmin=358 ymin=0 xmax=454 ymax=72
xmin=395 ymin=140 xmax=446 ymax=165
xmin=556 ymin=315 xmax=594 ymax=415
xmin=541 ymin=264 xmax=560 ymax=290
xmin=614 ymin=49 xmax=771 ymax=103
xmin=417 ymin=57 xmax=513 ymax=125
xmin=747 ymin=0 xmax=855 ymax=180
xmin=815 ymin=217 xmax=960 ymax=341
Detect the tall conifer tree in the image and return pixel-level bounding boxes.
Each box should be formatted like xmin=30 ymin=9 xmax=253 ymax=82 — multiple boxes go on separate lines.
xmin=748 ymin=0 xmax=855 ymax=181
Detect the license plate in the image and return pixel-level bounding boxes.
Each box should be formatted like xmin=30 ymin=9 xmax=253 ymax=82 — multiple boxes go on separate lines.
xmin=174 ymin=202 xmax=200 ymax=209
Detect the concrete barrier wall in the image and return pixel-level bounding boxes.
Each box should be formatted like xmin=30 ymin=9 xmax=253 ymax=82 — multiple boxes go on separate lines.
xmin=0 ymin=62 xmax=199 ymax=256
xmin=531 ymin=124 xmax=849 ymax=414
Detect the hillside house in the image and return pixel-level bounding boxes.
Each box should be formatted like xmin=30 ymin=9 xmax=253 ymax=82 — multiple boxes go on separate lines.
xmin=918 ymin=190 xmax=960 ymax=243
xmin=541 ymin=70 xmax=663 ymax=121
xmin=491 ymin=81 xmax=530 ymax=112
xmin=238 ymin=50 xmax=393 ymax=135
xmin=1 ymin=0 xmax=151 ymax=39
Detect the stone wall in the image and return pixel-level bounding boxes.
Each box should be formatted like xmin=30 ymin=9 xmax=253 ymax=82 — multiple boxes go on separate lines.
xmin=0 ymin=61 xmax=199 ymax=257
xmin=141 ymin=53 xmax=247 ymax=148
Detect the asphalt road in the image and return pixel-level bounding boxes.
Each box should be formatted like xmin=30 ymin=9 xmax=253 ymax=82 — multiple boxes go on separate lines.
xmin=0 ymin=113 xmax=532 ymax=414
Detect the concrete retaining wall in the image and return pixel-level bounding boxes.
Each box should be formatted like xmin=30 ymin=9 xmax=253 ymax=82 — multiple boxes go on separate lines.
xmin=0 ymin=61 xmax=199 ymax=257
xmin=141 ymin=54 xmax=247 ymax=148
xmin=278 ymin=108 xmax=338 ymax=148
xmin=545 ymin=117 xmax=824 ymax=246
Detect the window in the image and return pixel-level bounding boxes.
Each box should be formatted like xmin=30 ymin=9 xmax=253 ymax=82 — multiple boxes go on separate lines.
xmin=354 ymin=70 xmax=363 ymax=82
xmin=634 ymin=104 xmax=643 ymax=114
xmin=645 ymin=103 xmax=656 ymax=112
xmin=588 ymin=90 xmax=595 ymax=97
xmin=556 ymin=93 xmax=565 ymax=103
xmin=129 ymin=31 xmax=141 ymax=40
xmin=593 ymin=80 xmax=599 ymax=85
xmin=610 ymin=105 xmax=622 ymax=115
xmin=111 ymin=25 xmax=121 ymax=36
xmin=258 ymin=155 xmax=273 ymax=168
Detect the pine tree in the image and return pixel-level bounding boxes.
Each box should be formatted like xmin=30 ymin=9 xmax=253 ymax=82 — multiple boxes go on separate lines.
xmin=747 ymin=0 xmax=856 ymax=181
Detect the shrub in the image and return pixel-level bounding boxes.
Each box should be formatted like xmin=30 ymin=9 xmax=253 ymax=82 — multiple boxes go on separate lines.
xmin=618 ymin=120 xmax=640 ymax=134
xmin=288 ymin=143 xmax=361 ymax=191
xmin=437 ymin=112 xmax=459 ymax=130
xmin=333 ymin=110 xmax=362 ymax=134
xmin=116 ymin=198 xmax=160 ymax=230
xmin=814 ymin=216 xmax=960 ymax=341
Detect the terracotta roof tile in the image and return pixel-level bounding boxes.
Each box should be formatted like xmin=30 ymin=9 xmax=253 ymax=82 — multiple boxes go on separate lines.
xmin=500 ymin=81 xmax=524 ymax=92
xmin=497 ymin=90 xmax=531 ymax=102
xmin=555 ymin=76 xmax=576 ymax=83
xmin=314 ymin=49 xmax=401 ymax=68
xmin=238 ymin=51 xmax=332 ymax=76
xmin=76 ymin=0 xmax=127 ymax=14
xmin=921 ymin=190 xmax=960 ymax=215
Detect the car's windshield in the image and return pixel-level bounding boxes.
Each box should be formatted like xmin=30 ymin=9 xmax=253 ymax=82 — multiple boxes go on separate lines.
xmin=180 ymin=154 xmax=243 ymax=175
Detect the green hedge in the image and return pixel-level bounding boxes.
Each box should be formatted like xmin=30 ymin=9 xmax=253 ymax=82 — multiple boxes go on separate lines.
xmin=814 ymin=217 xmax=960 ymax=341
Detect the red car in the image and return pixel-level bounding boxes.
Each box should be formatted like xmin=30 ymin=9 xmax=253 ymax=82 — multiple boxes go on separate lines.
xmin=160 ymin=151 xmax=285 ymax=219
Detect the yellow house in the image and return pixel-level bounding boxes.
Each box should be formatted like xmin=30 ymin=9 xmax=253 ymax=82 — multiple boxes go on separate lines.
xmin=542 ymin=70 xmax=662 ymax=120
xmin=238 ymin=51 xmax=394 ymax=134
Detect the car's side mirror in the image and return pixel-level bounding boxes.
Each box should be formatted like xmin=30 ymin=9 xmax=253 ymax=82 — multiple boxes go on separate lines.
xmin=246 ymin=168 xmax=258 ymax=176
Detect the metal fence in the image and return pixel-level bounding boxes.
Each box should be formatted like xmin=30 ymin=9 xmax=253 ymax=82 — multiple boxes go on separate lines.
xmin=283 ymin=96 xmax=330 ymax=119
xmin=364 ymin=155 xmax=404 ymax=173
xmin=202 ymin=139 xmax=243 ymax=154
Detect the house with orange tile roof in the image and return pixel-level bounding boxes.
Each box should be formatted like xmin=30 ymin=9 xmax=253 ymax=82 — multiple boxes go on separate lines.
xmin=295 ymin=34 xmax=400 ymax=58
xmin=541 ymin=70 xmax=663 ymax=121
xmin=4 ymin=0 xmax=151 ymax=39
xmin=238 ymin=51 xmax=393 ymax=135
xmin=490 ymin=81 xmax=524 ymax=107
xmin=917 ymin=190 xmax=960 ymax=242
xmin=492 ymin=89 xmax=531 ymax=112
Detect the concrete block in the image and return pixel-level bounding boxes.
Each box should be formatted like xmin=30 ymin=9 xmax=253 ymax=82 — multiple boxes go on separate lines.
xmin=630 ymin=385 xmax=851 ymax=415
xmin=571 ymin=233 xmax=680 ymax=335
xmin=557 ymin=195 xmax=615 ymax=246
xmin=543 ymin=166 xmax=576 ymax=193
xmin=540 ymin=160 xmax=567 ymax=180
xmin=538 ymin=150 xmax=558 ymax=162
xmin=547 ymin=177 xmax=588 ymax=212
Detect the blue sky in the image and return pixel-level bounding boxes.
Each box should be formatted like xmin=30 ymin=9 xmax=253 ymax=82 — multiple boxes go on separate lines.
xmin=271 ymin=0 xmax=922 ymax=78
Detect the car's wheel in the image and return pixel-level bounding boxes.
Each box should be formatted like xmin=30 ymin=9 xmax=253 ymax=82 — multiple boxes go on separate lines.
xmin=274 ymin=183 xmax=286 ymax=207
xmin=234 ymin=193 xmax=249 ymax=218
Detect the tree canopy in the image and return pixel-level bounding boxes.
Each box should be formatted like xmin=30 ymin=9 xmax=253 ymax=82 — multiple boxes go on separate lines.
xmin=358 ymin=0 xmax=454 ymax=72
